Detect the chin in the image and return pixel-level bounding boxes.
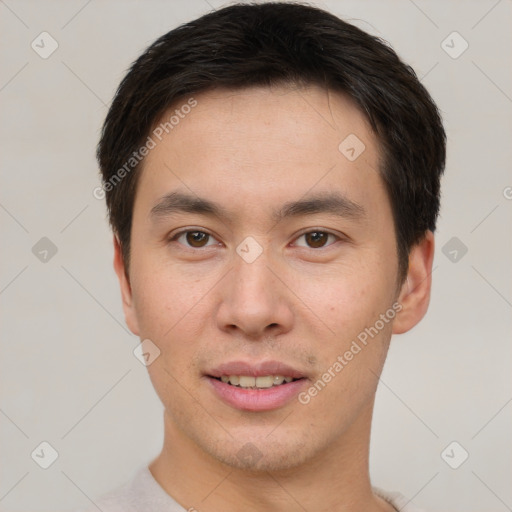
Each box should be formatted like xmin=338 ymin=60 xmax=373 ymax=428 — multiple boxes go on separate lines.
xmin=201 ymin=433 xmax=314 ymax=473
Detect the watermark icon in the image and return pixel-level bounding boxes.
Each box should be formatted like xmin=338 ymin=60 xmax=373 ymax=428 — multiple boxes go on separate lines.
xmin=32 ymin=237 xmax=58 ymax=263
xmin=236 ymin=236 xmax=263 ymax=263
xmin=441 ymin=31 xmax=469 ymax=59
xmin=298 ymin=302 xmax=402 ymax=404
xmin=133 ymin=339 xmax=161 ymax=366
xmin=31 ymin=32 xmax=59 ymax=59
xmin=31 ymin=441 xmax=59 ymax=469
xmin=441 ymin=441 xmax=469 ymax=469
xmin=236 ymin=442 xmax=263 ymax=465
xmin=442 ymin=236 xmax=468 ymax=263
xmin=503 ymin=186 xmax=512 ymax=200
xmin=339 ymin=133 xmax=366 ymax=161
xmin=93 ymin=97 xmax=197 ymax=200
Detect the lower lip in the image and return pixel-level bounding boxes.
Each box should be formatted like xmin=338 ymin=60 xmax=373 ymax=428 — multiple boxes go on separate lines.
xmin=207 ymin=377 xmax=307 ymax=411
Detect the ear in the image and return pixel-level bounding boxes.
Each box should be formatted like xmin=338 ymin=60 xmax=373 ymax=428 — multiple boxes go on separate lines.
xmin=392 ymin=231 xmax=435 ymax=335
xmin=113 ymin=235 xmax=140 ymax=336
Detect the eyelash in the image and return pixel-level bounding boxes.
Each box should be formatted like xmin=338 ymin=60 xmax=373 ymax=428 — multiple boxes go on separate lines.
xmin=168 ymin=229 xmax=342 ymax=250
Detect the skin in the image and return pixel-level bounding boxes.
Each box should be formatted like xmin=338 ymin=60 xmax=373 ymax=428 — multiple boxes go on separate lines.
xmin=113 ymin=84 xmax=435 ymax=512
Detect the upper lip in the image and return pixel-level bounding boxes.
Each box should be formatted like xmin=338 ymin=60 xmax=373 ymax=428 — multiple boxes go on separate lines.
xmin=207 ymin=360 xmax=307 ymax=379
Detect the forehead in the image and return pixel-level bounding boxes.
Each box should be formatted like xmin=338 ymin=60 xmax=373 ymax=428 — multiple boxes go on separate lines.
xmin=136 ymin=84 xmax=388 ymax=223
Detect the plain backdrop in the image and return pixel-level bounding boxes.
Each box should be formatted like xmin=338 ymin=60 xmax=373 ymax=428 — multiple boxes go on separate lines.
xmin=1 ymin=1 xmax=511 ymax=511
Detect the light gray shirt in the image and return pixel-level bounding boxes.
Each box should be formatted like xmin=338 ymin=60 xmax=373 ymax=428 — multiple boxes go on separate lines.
xmin=72 ymin=465 xmax=426 ymax=512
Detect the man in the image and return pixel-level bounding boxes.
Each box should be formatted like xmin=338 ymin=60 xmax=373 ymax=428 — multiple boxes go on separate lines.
xmin=81 ymin=2 xmax=445 ymax=511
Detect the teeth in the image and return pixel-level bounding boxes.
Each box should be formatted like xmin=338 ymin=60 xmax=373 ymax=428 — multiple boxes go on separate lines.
xmin=273 ymin=376 xmax=285 ymax=385
xmin=238 ymin=376 xmax=256 ymax=387
xmin=255 ymin=376 xmax=274 ymax=388
xmin=218 ymin=375 xmax=296 ymax=388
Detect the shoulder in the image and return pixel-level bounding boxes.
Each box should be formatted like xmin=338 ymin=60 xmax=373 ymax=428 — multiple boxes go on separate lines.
xmin=69 ymin=465 xmax=186 ymax=512
xmin=374 ymin=487 xmax=428 ymax=512
xmin=69 ymin=478 xmax=136 ymax=512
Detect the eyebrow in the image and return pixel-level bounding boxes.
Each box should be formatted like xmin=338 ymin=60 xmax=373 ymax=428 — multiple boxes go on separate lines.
xmin=149 ymin=190 xmax=366 ymax=224
xmin=150 ymin=191 xmax=231 ymax=221
xmin=274 ymin=192 xmax=366 ymax=223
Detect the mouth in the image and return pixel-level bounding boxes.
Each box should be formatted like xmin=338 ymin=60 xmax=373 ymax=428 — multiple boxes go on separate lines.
xmin=211 ymin=374 xmax=302 ymax=389
xmin=205 ymin=361 xmax=308 ymax=411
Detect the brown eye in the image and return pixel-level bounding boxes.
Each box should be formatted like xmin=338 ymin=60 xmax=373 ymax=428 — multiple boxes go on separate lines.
xmin=294 ymin=231 xmax=338 ymax=249
xmin=185 ymin=231 xmax=210 ymax=247
xmin=305 ymin=231 xmax=329 ymax=248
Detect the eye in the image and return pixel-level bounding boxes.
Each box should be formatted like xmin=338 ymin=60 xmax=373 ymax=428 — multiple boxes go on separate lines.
xmin=169 ymin=230 xmax=218 ymax=249
xmin=293 ymin=230 xmax=339 ymax=249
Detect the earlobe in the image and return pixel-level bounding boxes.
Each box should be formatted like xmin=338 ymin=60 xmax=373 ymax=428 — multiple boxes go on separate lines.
xmin=113 ymin=235 xmax=140 ymax=336
xmin=392 ymin=231 xmax=435 ymax=335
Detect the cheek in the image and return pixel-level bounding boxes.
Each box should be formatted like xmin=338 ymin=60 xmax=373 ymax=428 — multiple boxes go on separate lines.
xmin=129 ymin=262 xmax=217 ymax=388
xmin=131 ymin=260 xmax=209 ymax=338
xmin=293 ymin=260 xmax=396 ymax=404
xmin=297 ymin=278 xmax=394 ymax=416
xmin=130 ymin=268 xmax=209 ymax=407
xmin=296 ymin=263 xmax=393 ymax=339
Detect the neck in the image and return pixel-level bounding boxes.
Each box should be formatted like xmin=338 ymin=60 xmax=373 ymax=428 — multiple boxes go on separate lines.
xmin=149 ymin=400 xmax=393 ymax=512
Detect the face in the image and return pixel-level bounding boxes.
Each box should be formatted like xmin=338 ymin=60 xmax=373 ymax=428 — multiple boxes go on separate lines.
xmin=115 ymin=85 xmax=431 ymax=472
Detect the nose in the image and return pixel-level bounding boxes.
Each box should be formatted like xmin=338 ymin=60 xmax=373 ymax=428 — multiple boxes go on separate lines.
xmin=215 ymin=248 xmax=294 ymax=340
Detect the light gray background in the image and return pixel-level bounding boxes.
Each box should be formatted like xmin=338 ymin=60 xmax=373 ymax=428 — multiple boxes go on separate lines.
xmin=1 ymin=0 xmax=511 ymax=510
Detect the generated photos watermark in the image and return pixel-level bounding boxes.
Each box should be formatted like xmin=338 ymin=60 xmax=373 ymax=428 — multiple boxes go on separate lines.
xmin=93 ymin=97 xmax=197 ymax=200
xmin=298 ymin=301 xmax=403 ymax=405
